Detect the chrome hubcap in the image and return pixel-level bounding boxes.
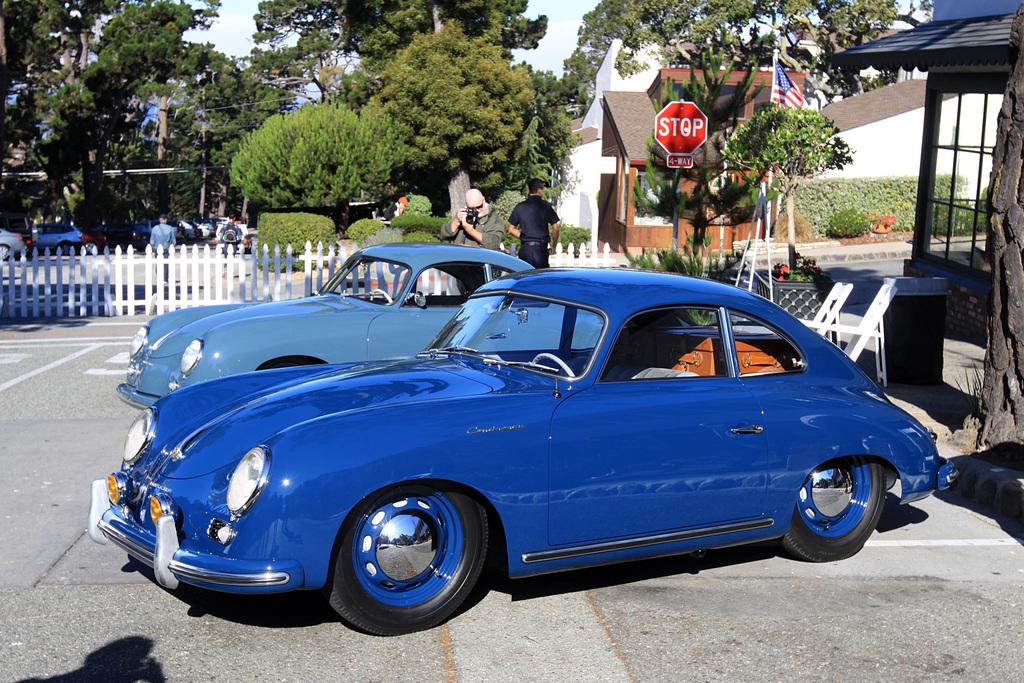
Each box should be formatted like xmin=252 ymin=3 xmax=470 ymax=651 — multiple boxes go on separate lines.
xmin=803 ymin=465 xmax=854 ymax=518
xmin=373 ymin=507 xmax=438 ymax=582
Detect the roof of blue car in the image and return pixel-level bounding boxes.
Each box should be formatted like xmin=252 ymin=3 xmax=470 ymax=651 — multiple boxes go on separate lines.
xmin=357 ymin=242 xmax=531 ymax=272
xmin=478 ymin=267 xmax=783 ymax=319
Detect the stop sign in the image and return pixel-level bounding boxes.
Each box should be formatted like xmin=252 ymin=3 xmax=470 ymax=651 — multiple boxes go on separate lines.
xmin=654 ymin=101 xmax=707 ymax=168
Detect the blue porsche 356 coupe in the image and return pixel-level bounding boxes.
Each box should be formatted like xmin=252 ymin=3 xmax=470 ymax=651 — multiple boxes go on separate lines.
xmin=89 ymin=268 xmax=957 ymax=635
xmin=117 ymin=243 xmax=530 ymax=407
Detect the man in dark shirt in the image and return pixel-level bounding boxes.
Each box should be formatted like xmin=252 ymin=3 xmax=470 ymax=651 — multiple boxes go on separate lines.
xmin=508 ymin=179 xmax=560 ymax=268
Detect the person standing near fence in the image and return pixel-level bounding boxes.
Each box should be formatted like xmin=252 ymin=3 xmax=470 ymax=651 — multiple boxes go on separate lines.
xmin=508 ymin=179 xmax=559 ymax=268
xmin=150 ymin=214 xmax=176 ymax=253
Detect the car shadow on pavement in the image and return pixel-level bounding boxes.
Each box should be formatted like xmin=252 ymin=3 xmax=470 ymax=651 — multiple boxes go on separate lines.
xmin=123 ymin=557 xmax=339 ymax=629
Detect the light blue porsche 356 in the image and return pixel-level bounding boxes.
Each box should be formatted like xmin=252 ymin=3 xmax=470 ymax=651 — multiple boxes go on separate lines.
xmin=91 ymin=267 xmax=957 ymax=635
xmin=117 ymin=243 xmax=530 ymax=407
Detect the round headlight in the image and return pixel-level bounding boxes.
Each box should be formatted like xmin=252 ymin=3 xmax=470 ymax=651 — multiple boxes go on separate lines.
xmin=227 ymin=447 xmax=271 ymax=516
xmin=181 ymin=339 xmax=204 ymax=377
xmin=129 ymin=325 xmax=149 ymax=359
xmin=123 ymin=408 xmax=155 ymax=465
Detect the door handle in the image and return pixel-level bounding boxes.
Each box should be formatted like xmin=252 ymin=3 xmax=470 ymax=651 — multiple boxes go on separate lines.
xmin=731 ymin=424 xmax=764 ymax=434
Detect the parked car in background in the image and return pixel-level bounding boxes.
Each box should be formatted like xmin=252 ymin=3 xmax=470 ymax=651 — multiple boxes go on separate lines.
xmin=0 ymin=227 xmax=27 ymax=260
xmin=0 ymin=213 xmax=33 ymax=255
xmin=89 ymin=267 xmax=958 ymax=636
xmin=32 ymin=223 xmax=106 ymax=255
xmin=98 ymin=223 xmax=138 ymax=249
xmin=117 ymin=243 xmax=532 ymax=407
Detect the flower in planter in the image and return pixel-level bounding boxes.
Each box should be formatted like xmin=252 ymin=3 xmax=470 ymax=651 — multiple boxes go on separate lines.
xmin=867 ymin=212 xmax=896 ymax=233
xmin=772 ymin=253 xmax=832 ymax=282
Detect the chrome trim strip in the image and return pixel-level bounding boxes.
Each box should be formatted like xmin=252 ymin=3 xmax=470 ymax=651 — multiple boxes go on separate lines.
xmin=96 ymin=518 xmax=291 ymax=587
xmin=521 ymin=518 xmax=775 ymax=564
xmin=98 ymin=517 xmax=154 ymax=563
xmin=167 ymin=562 xmax=291 ymax=587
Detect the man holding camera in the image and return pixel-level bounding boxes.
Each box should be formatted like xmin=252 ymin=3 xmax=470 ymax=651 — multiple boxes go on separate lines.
xmin=443 ymin=188 xmax=505 ymax=250
xmin=508 ymin=179 xmax=559 ymax=268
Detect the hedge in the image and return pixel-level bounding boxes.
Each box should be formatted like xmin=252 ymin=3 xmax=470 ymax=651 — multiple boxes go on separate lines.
xmin=257 ymin=212 xmax=337 ymax=254
xmin=795 ymin=176 xmax=918 ymax=236
xmin=390 ymin=215 xmax=449 ymax=239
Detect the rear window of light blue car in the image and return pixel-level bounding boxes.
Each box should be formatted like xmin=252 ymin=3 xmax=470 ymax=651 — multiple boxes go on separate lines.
xmin=601 ymin=307 xmax=805 ymax=381
xmin=410 ymin=263 xmax=518 ymax=308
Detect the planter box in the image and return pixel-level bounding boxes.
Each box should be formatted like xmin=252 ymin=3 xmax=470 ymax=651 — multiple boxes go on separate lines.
xmin=753 ymin=273 xmax=835 ymax=319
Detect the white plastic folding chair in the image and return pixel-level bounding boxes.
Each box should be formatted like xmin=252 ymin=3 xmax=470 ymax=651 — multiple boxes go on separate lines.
xmin=828 ymin=282 xmax=897 ymax=386
xmin=801 ymin=282 xmax=853 ymax=342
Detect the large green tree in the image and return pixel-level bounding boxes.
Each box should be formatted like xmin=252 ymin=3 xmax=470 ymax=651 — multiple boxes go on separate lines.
xmin=21 ymin=0 xmax=214 ymax=226
xmin=372 ymin=26 xmax=533 ymax=213
xmin=344 ymin=0 xmax=547 ymax=71
xmin=602 ymin=0 xmax=930 ymax=101
xmin=230 ymin=101 xmax=404 ymax=215
xmin=250 ymin=0 xmax=360 ymax=102
xmin=725 ymin=105 xmax=852 ymax=269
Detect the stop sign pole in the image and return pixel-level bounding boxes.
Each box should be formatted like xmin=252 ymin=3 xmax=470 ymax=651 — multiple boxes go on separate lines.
xmin=654 ymin=101 xmax=708 ymax=168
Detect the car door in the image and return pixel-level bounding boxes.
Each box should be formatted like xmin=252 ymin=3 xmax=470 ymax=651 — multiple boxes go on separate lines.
xmin=547 ymin=306 xmax=768 ymax=546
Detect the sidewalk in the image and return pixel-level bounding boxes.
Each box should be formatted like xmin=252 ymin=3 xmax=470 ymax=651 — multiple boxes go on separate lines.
xmin=783 ymin=238 xmax=1024 ymax=524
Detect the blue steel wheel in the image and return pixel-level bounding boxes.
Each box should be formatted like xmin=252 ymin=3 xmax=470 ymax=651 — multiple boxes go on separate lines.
xmin=781 ymin=457 xmax=884 ymax=563
xmin=326 ymin=484 xmax=487 ymax=636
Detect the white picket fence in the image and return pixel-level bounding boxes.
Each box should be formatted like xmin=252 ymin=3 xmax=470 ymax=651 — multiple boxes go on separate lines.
xmin=0 ymin=241 xmax=615 ymax=319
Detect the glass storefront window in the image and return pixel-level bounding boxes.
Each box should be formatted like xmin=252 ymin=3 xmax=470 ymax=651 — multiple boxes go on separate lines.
xmin=923 ymin=89 xmax=1000 ymax=276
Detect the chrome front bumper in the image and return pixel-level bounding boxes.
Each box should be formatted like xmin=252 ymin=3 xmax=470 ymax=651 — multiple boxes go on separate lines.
xmin=116 ymin=383 xmax=159 ymax=409
xmin=88 ymin=478 xmax=296 ymax=590
xmin=937 ymin=458 xmax=959 ymax=490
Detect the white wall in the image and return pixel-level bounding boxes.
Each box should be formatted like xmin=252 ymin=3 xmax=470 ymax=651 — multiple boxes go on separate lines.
xmin=823 ymin=107 xmax=926 ymax=178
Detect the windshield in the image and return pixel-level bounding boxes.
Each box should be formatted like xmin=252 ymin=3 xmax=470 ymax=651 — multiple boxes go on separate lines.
xmin=427 ymin=294 xmax=606 ymax=378
xmin=320 ymin=256 xmax=411 ymax=304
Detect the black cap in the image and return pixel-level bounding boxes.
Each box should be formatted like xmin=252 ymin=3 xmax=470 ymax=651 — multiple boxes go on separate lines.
xmin=159 ymin=213 xmax=169 ymax=220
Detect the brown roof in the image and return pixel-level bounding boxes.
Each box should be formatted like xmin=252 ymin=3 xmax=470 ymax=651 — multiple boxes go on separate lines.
xmin=822 ymin=79 xmax=927 ymax=132
xmin=575 ymin=125 xmax=599 ymax=146
xmin=602 ymin=91 xmax=656 ymax=162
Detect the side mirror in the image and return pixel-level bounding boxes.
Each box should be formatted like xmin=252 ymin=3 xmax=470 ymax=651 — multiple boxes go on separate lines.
xmin=407 ymin=291 xmax=427 ymax=309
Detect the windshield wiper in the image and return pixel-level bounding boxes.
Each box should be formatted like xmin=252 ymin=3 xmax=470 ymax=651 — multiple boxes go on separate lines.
xmin=419 ymin=345 xmax=481 ymax=358
xmin=491 ymin=359 xmax=560 ymax=373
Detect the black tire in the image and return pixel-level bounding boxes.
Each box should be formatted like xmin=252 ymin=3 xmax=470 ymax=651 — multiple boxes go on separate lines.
xmin=58 ymin=242 xmax=73 ymax=256
xmin=781 ymin=456 xmax=884 ymax=563
xmin=0 ymin=245 xmax=10 ymax=260
xmin=325 ymin=483 xmax=487 ymax=636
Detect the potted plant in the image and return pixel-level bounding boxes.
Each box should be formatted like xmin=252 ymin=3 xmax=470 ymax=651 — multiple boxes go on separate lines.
xmin=868 ymin=212 xmax=896 ymax=234
xmin=764 ymin=253 xmax=835 ymax=318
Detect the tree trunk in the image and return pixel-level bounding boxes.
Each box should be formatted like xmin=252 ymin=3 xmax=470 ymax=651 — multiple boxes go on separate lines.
xmin=0 ymin=2 xmax=7 ymax=184
xmin=786 ymin=190 xmax=797 ymax=270
xmin=981 ymin=5 xmax=1024 ymax=448
xmin=157 ymin=94 xmax=169 ymax=214
xmin=448 ymin=164 xmax=471 ymax=216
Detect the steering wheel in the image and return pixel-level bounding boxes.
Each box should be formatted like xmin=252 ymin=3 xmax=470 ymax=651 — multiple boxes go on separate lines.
xmin=369 ymin=288 xmax=393 ymax=304
xmin=532 ymin=353 xmax=573 ymax=376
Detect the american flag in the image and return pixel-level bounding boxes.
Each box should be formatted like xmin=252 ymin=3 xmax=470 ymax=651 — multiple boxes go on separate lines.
xmin=771 ymin=61 xmax=806 ymax=109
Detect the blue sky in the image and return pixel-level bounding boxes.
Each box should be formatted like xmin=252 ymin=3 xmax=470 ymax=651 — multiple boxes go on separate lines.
xmin=189 ymin=1 xmax=601 ymax=76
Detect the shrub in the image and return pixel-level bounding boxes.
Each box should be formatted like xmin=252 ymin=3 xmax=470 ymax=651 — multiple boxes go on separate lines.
xmin=346 ymin=218 xmax=385 ymax=243
xmin=492 ymin=190 xmax=523 ymax=220
xmin=826 ymin=207 xmax=870 ymax=238
xmin=403 ymin=230 xmax=440 ymax=243
xmin=390 ymin=215 xmax=449 ymax=239
xmin=772 ymin=209 xmax=816 ymax=242
xmin=257 ymin=212 xmax=336 ymax=255
xmin=558 ymin=226 xmax=591 ymax=247
xmin=363 ymin=227 xmax=404 ymax=246
xmin=403 ymin=194 xmax=432 ymax=216
xmin=796 ymin=176 xmax=917 ymax=236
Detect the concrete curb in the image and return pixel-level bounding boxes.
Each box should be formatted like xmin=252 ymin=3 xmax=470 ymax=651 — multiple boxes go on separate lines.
xmin=949 ymin=454 xmax=1024 ymax=523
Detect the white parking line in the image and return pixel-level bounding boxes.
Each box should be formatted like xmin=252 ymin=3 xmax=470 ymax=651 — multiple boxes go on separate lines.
xmin=0 ymin=337 xmax=133 ymax=345
xmin=0 ymin=353 xmax=31 ymax=364
xmin=866 ymin=538 xmax=1022 ymax=547
xmin=0 ymin=344 xmax=104 ymax=394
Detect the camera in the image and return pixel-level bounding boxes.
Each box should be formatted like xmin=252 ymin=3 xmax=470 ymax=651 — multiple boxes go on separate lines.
xmin=464 ymin=207 xmax=479 ymax=225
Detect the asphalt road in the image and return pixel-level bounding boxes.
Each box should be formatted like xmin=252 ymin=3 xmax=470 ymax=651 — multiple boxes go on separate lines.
xmin=1 ymin=315 xmax=1022 ymax=682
